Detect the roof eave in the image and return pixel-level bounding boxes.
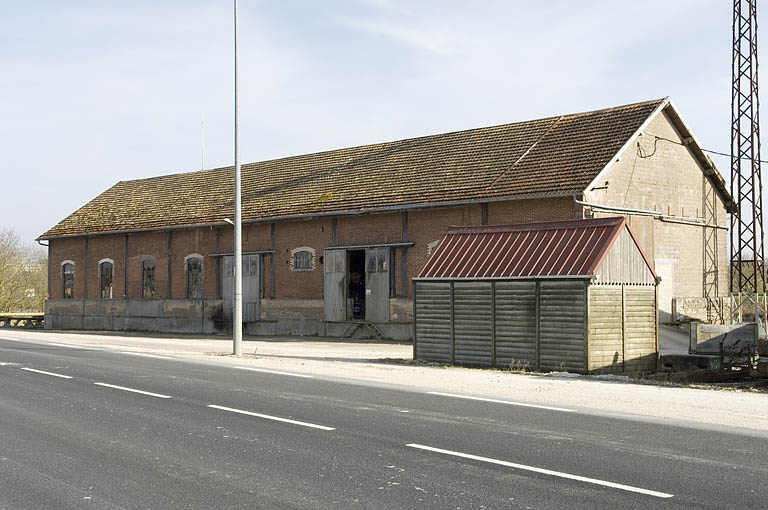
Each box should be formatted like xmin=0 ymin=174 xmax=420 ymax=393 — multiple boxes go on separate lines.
xmin=413 ymin=275 xmax=595 ymax=282
xmin=582 ymin=98 xmax=736 ymax=214
xmin=663 ymin=99 xmax=736 ymax=213
xmin=583 ymin=97 xmax=670 ymax=196
xmin=39 ymin=191 xmax=581 ymax=240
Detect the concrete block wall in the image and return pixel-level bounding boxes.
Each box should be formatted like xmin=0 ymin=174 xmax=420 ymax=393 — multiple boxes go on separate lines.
xmin=672 ymin=297 xmax=731 ymax=323
xmin=584 ymin=110 xmax=730 ymax=320
xmin=690 ymin=322 xmax=757 ymax=357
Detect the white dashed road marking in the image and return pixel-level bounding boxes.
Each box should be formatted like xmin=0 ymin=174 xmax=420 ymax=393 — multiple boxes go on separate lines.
xmin=207 ymin=404 xmax=335 ymax=431
xmin=235 ymin=366 xmax=314 ymax=378
xmin=94 ymin=382 xmax=172 ymax=399
xmin=120 ymin=352 xmax=170 ymax=360
xmin=428 ymin=392 xmax=576 ymax=413
xmin=20 ymin=367 xmax=73 ymax=379
xmin=407 ymin=443 xmax=673 ymax=499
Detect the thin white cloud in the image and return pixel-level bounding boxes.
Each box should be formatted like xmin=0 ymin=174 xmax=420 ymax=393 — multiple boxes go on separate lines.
xmin=340 ymin=18 xmax=461 ymax=55
xmin=352 ymin=0 xmax=413 ymax=16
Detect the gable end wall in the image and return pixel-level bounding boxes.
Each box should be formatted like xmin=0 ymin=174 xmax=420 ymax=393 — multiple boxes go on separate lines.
xmin=584 ymin=110 xmax=728 ymax=320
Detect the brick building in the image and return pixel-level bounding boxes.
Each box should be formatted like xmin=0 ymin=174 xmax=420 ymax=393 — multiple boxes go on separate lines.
xmin=40 ymin=98 xmax=734 ymax=339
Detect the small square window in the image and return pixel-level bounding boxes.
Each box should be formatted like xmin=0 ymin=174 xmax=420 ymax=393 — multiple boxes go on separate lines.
xmin=291 ymin=248 xmax=316 ymax=271
xmin=294 ymin=251 xmax=312 ymax=270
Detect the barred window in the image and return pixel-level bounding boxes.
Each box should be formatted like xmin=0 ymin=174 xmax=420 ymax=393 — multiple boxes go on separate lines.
xmin=62 ymin=262 xmax=75 ymax=298
xmin=99 ymin=260 xmax=113 ymax=299
xmin=186 ymin=256 xmax=203 ymax=299
xmin=291 ymin=247 xmax=316 ymax=271
xmin=142 ymin=259 xmax=156 ymax=299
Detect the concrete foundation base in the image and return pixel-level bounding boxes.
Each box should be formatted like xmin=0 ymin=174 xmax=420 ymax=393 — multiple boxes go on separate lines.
xmin=46 ymin=298 xmax=226 ymax=335
xmin=46 ymin=298 xmax=414 ymax=341
xmin=246 ymin=319 xmax=412 ymax=341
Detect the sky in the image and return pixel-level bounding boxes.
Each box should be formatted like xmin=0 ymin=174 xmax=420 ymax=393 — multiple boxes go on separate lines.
xmin=0 ymin=0 xmax=758 ymax=245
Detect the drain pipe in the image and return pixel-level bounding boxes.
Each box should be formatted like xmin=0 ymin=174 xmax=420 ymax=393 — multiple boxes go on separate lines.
xmin=572 ymin=196 xmax=727 ymax=230
xmin=36 ymin=238 xmax=50 ymax=301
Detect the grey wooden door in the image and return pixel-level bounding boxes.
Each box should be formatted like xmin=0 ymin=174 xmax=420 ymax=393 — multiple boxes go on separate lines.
xmin=324 ymin=249 xmax=346 ymax=321
xmin=223 ymin=254 xmax=261 ymax=323
xmin=242 ymin=254 xmax=261 ymax=322
xmin=365 ymin=248 xmax=390 ymax=323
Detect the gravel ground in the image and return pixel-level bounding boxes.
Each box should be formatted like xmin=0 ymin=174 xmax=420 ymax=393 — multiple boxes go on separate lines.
xmin=2 ymin=329 xmax=767 ymax=435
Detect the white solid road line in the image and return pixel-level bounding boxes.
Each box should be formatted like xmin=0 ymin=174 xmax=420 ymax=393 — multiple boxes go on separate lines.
xmin=427 ymin=392 xmax=576 ymax=413
xmin=207 ymin=404 xmax=335 ymax=431
xmin=234 ymin=366 xmax=314 ymax=378
xmin=94 ymin=382 xmax=172 ymax=399
xmin=20 ymin=367 xmax=73 ymax=379
xmin=120 ymin=352 xmax=170 ymax=359
xmin=406 ymin=444 xmax=674 ymax=499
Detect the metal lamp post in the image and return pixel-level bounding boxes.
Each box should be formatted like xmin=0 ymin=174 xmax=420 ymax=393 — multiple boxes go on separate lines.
xmin=233 ymin=0 xmax=243 ymax=356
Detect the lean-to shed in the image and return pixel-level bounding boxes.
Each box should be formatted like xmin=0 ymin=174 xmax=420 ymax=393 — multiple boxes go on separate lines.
xmin=413 ymin=217 xmax=659 ymax=374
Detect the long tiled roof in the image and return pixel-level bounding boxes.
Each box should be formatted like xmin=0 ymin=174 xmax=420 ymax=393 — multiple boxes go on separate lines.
xmin=43 ymin=98 xmax=673 ymax=238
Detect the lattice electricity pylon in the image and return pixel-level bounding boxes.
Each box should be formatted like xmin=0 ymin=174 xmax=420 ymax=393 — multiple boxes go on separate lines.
xmin=730 ymin=0 xmax=766 ymax=306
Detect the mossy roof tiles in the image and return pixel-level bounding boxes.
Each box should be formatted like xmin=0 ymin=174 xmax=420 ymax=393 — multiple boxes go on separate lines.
xmin=42 ymin=98 xmax=671 ymax=239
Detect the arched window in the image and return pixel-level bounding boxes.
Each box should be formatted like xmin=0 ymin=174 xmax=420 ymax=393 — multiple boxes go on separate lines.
xmin=99 ymin=259 xmax=114 ymax=299
xmin=185 ymin=255 xmax=203 ymax=299
xmin=290 ymin=247 xmax=316 ymax=271
xmin=142 ymin=258 xmax=156 ymax=299
xmin=62 ymin=261 xmax=75 ymax=298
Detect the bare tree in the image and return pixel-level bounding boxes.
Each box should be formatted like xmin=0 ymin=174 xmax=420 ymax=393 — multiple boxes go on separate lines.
xmin=0 ymin=228 xmax=47 ymax=313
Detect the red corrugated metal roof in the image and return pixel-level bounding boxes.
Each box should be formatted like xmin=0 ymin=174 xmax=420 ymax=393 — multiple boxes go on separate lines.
xmin=417 ymin=217 xmax=654 ymax=279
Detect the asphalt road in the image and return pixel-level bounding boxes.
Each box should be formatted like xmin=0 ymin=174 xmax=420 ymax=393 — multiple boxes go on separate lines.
xmin=1 ymin=337 xmax=766 ymax=509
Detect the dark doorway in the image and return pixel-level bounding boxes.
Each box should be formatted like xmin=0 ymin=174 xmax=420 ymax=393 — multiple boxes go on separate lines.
xmin=348 ymin=250 xmax=366 ymax=319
